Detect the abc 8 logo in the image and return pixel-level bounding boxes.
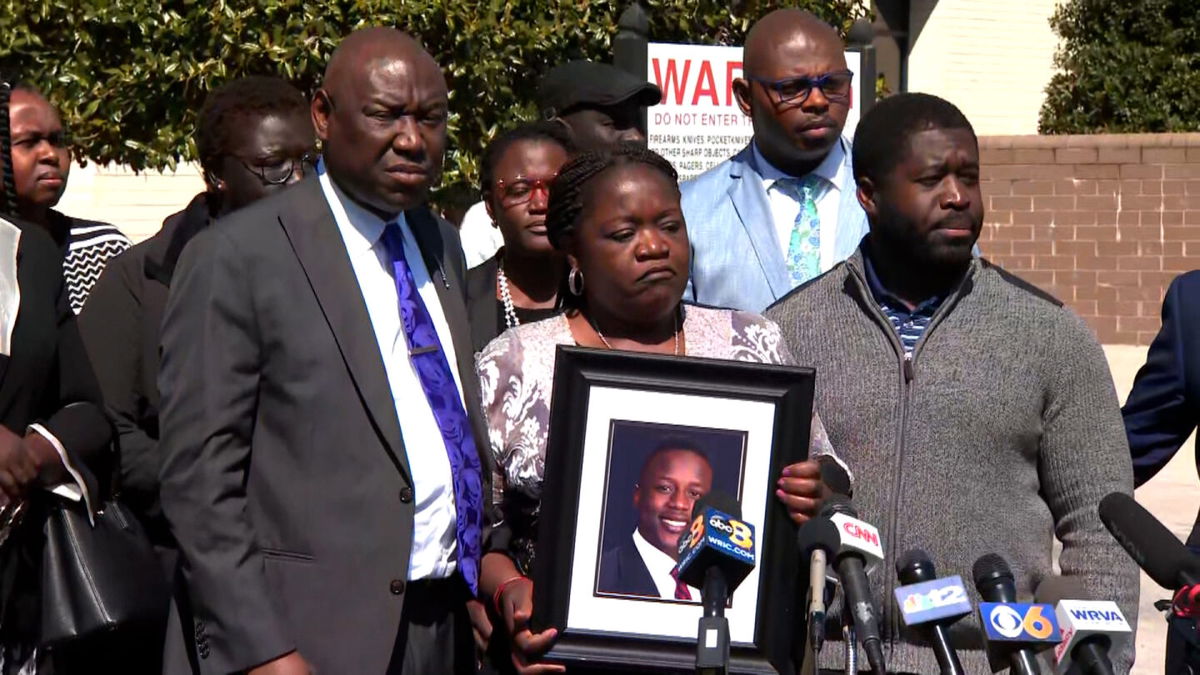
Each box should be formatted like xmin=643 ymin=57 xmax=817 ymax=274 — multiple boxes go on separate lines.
xmin=708 ymin=515 xmax=753 ymax=550
xmin=988 ymin=605 xmax=1055 ymax=640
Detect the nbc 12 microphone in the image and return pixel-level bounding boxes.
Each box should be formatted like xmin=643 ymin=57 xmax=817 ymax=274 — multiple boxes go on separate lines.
xmin=1098 ymin=492 xmax=1200 ymax=591
xmin=819 ymin=494 xmax=886 ymax=675
xmin=1035 ymin=577 xmax=1130 ymax=675
xmin=973 ymin=553 xmax=1061 ymax=675
xmin=797 ymin=517 xmax=840 ymax=655
xmin=674 ymin=490 xmax=756 ymax=674
xmin=894 ymin=549 xmax=970 ymax=675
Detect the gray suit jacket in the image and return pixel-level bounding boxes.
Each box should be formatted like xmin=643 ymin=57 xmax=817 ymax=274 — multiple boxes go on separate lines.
xmin=157 ymin=176 xmax=491 ymax=674
xmin=680 ymin=140 xmax=869 ymax=312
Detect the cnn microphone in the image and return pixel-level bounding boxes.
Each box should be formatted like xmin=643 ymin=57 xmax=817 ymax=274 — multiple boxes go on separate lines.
xmin=973 ymin=553 xmax=1061 ymax=675
xmin=819 ymin=494 xmax=886 ymax=675
xmin=1098 ymin=492 xmax=1200 ymax=591
xmin=674 ymin=490 xmax=756 ymax=674
xmin=1035 ymin=577 xmax=1129 ymax=675
xmin=797 ymin=517 xmax=840 ymax=655
xmin=894 ymin=549 xmax=970 ymax=675
xmin=818 ymin=458 xmax=852 ymax=498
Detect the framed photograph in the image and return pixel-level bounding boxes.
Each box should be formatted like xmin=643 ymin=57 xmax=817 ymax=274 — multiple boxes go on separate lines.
xmin=532 ymin=346 xmax=815 ymax=674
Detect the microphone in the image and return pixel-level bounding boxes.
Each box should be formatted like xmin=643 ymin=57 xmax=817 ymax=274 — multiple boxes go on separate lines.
xmin=894 ymin=549 xmax=970 ymax=675
xmin=1035 ymin=577 xmax=1129 ymax=675
xmin=973 ymin=553 xmax=1060 ymax=675
xmin=819 ymin=494 xmax=886 ymax=675
xmin=818 ymin=459 xmax=852 ymax=498
xmin=1097 ymin=492 xmax=1200 ymax=591
xmin=674 ymin=490 xmax=756 ymax=674
xmin=797 ymin=517 xmax=840 ymax=655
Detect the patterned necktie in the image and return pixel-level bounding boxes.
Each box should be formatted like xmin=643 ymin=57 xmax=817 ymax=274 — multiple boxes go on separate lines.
xmin=380 ymin=223 xmax=483 ymax=595
xmin=775 ymin=175 xmax=826 ymax=288
xmin=671 ymin=568 xmax=692 ymax=601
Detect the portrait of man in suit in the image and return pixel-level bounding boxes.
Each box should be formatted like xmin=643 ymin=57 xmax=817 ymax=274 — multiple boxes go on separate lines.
xmin=156 ymin=27 xmax=491 ymax=675
xmin=596 ymin=429 xmax=743 ymax=602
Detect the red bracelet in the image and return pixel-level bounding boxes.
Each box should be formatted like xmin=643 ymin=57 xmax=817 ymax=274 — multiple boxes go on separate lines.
xmin=493 ymin=574 xmax=531 ymax=615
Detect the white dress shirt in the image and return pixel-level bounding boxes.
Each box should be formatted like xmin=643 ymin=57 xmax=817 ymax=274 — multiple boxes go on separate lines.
xmin=319 ymin=165 xmax=465 ymax=581
xmin=632 ymin=529 xmax=700 ymax=601
xmin=458 ymin=200 xmax=503 ymax=268
xmin=753 ymin=138 xmax=851 ymax=272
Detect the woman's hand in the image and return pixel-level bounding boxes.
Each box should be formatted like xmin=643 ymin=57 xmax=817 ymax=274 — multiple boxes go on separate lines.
xmin=774 ymin=460 xmax=829 ymax=525
xmin=0 ymin=426 xmax=41 ymax=502
xmin=496 ymin=577 xmax=564 ymax=674
xmin=466 ymin=598 xmax=493 ymax=654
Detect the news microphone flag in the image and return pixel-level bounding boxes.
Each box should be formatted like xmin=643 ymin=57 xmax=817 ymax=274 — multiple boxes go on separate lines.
xmin=828 ymin=512 xmax=884 ymax=569
xmin=673 ymin=506 xmax=756 ymax=591
xmin=895 ymin=576 xmax=973 ymax=627
xmin=979 ymin=602 xmax=1062 ymax=646
xmin=1052 ymin=601 xmax=1131 ymax=675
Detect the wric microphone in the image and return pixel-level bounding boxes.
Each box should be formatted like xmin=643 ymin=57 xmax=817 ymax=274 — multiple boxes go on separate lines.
xmin=973 ymin=553 xmax=1061 ymax=675
xmin=1035 ymin=577 xmax=1130 ymax=675
xmin=820 ymin=494 xmax=886 ymax=675
xmin=894 ymin=549 xmax=970 ymax=675
xmin=674 ymin=490 xmax=756 ymax=675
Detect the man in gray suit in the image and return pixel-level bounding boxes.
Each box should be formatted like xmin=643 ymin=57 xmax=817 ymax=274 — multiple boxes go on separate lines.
xmin=681 ymin=9 xmax=868 ymax=312
xmin=157 ymin=28 xmax=490 ymax=675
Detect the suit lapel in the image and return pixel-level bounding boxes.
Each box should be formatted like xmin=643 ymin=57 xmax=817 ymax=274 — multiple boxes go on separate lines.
xmin=277 ymin=177 xmax=412 ymax=482
xmin=727 ymin=147 xmax=792 ymax=299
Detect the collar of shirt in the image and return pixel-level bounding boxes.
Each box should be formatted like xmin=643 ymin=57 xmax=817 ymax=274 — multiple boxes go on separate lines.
xmin=752 ymin=136 xmax=848 ymax=195
xmin=316 ymin=158 xmax=403 ymax=250
xmin=861 ymin=248 xmax=944 ymax=318
xmin=632 ymin=528 xmax=697 ymax=599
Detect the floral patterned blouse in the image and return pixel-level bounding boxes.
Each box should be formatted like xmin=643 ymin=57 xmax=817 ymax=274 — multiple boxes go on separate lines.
xmin=475 ymin=304 xmax=840 ymax=572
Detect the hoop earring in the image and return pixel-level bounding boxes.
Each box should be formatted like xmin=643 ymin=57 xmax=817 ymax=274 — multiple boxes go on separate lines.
xmin=568 ymin=267 xmax=585 ymax=296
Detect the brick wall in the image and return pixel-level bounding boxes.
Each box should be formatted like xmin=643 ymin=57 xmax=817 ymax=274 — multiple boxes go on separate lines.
xmin=977 ymin=133 xmax=1200 ymax=345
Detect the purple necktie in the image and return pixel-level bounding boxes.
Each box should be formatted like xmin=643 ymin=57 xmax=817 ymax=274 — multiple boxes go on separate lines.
xmin=380 ymin=223 xmax=483 ymax=595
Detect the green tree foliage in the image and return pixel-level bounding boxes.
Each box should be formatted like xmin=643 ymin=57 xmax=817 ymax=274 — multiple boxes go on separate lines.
xmin=1040 ymin=0 xmax=1200 ymax=133
xmin=1 ymin=0 xmax=865 ymax=204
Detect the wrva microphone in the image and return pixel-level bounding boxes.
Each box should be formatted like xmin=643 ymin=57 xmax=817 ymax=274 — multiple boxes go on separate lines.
xmin=1036 ymin=577 xmax=1130 ymax=675
xmin=894 ymin=549 xmax=970 ymax=675
xmin=819 ymin=494 xmax=886 ymax=675
xmin=974 ymin=553 xmax=1061 ymax=675
xmin=674 ymin=491 xmax=756 ymax=674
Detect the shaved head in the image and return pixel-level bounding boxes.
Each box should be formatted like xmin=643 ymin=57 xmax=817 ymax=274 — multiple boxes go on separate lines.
xmin=312 ymin=27 xmax=448 ymax=216
xmin=743 ymin=10 xmax=843 ymax=77
xmin=733 ymin=10 xmax=850 ymax=176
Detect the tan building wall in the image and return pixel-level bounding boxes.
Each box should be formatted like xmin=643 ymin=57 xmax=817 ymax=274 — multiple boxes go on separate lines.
xmin=907 ymin=0 xmax=1063 ymax=136
xmin=55 ymin=161 xmax=205 ymax=243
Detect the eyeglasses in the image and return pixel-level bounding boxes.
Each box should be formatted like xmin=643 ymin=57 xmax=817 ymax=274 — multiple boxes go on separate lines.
xmin=746 ymin=70 xmax=854 ymax=105
xmin=494 ymin=175 xmax=557 ymax=207
xmin=237 ymin=153 xmax=317 ymax=186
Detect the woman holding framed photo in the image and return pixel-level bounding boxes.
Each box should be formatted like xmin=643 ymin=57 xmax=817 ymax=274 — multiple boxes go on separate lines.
xmin=475 ymin=144 xmax=845 ymax=674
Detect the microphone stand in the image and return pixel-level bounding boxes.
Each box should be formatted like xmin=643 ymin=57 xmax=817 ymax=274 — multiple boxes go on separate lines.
xmin=696 ymin=567 xmax=730 ymax=675
xmin=843 ymin=612 xmax=857 ymax=675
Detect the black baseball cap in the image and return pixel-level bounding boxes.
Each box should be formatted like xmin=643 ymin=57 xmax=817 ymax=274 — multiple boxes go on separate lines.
xmin=538 ymin=60 xmax=663 ymax=119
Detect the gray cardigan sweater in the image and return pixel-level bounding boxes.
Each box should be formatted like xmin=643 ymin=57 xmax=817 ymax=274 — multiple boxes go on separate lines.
xmin=766 ymin=249 xmax=1138 ymax=674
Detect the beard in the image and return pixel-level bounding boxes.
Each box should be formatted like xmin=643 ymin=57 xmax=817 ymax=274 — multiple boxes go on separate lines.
xmin=870 ymin=209 xmax=979 ymax=271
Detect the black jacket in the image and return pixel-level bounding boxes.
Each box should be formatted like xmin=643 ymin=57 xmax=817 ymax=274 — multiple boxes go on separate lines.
xmin=79 ymin=193 xmax=211 ymax=548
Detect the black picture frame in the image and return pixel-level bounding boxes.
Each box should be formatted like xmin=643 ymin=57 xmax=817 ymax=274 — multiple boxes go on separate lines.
xmin=531 ymin=345 xmax=815 ymax=674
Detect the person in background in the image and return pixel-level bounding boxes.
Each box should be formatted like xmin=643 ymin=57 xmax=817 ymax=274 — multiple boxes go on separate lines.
xmin=475 ymin=144 xmax=844 ymax=674
xmin=465 ymin=121 xmax=573 ymax=354
xmin=766 ymin=92 xmax=1138 ymax=673
xmin=458 ymin=61 xmax=661 ymax=268
xmin=2 ymin=76 xmax=131 ymax=313
xmin=156 ymin=28 xmax=491 ymax=675
xmin=79 ymin=75 xmax=314 ymax=576
xmin=1122 ymin=270 xmax=1200 ymax=673
xmin=0 ymin=80 xmax=114 ymax=675
xmin=597 ymin=440 xmax=714 ymax=600
xmin=681 ymin=9 xmax=867 ymax=312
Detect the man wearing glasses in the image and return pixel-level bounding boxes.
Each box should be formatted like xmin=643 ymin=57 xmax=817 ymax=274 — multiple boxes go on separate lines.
xmin=681 ymin=9 xmax=868 ymax=312
xmin=78 ymin=78 xmax=316 ymax=660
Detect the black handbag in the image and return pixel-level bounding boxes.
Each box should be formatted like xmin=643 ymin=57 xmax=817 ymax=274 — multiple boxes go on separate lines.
xmin=39 ymin=495 xmax=168 ymax=645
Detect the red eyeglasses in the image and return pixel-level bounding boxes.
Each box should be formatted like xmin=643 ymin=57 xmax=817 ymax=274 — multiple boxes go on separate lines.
xmin=494 ymin=175 xmax=556 ymax=207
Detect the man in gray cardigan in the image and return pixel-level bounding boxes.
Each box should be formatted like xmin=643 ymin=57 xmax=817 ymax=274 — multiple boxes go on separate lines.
xmin=766 ymin=93 xmax=1138 ymax=673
